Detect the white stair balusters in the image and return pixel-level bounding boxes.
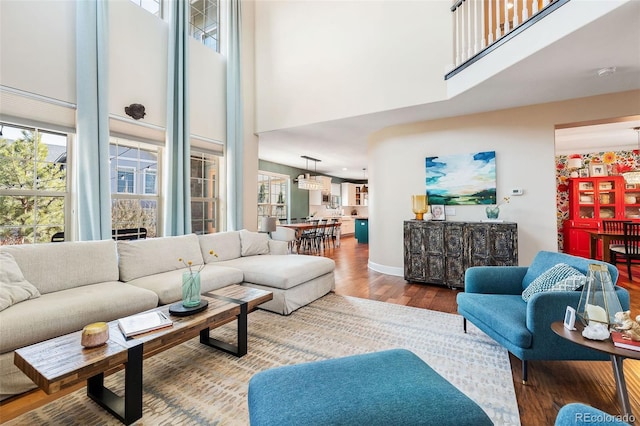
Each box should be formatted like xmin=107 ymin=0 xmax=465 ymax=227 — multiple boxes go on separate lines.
xmin=495 ymin=0 xmax=502 ymax=40
xmin=488 ymin=0 xmax=494 ymax=44
xmin=503 ymin=0 xmax=510 ymax=34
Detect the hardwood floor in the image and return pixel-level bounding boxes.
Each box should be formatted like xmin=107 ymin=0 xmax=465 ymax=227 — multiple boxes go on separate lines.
xmin=328 ymin=236 xmax=640 ymax=426
xmin=2 ymin=235 xmax=640 ymax=424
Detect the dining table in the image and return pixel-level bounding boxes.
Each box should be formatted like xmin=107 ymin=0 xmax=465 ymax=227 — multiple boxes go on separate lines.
xmin=586 ymin=230 xmax=624 ymax=263
xmin=280 ymin=221 xmax=342 ymax=248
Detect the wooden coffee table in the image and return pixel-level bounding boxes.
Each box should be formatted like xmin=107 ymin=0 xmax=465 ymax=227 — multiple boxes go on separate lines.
xmin=14 ymin=285 xmax=272 ymax=425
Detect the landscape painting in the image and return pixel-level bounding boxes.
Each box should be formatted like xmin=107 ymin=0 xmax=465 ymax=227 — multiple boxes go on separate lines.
xmin=425 ymin=151 xmax=496 ymax=205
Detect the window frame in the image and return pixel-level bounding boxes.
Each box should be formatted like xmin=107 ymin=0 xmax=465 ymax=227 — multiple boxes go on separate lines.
xmin=189 ymin=0 xmax=220 ymax=52
xmin=116 ymin=166 xmax=136 ymax=194
xmin=109 ymin=137 xmax=161 ymax=238
xmin=257 ymin=171 xmax=290 ymax=227
xmin=143 ymin=168 xmax=157 ymax=195
xmin=128 ymin=0 xmax=162 ymax=18
xmin=190 ymin=151 xmax=220 ymax=235
xmin=0 ymin=122 xmax=70 ymax=245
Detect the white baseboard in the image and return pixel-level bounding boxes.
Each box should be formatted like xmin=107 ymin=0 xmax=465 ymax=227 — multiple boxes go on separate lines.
xmin=367 ymin=260 xmax=404 ymax=277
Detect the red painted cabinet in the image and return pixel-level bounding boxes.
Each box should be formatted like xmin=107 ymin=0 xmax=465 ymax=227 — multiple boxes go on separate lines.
xmin=564 ymin=176 xmax=640 ymax=258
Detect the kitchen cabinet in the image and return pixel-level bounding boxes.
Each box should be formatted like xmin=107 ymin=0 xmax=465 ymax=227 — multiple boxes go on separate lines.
xmin=564 ymin=176 xmax=640 ymax=258
xmin=341 ymin=217 xmax=355 ymax=235
xmin=355 ymin=218 xmax=368 ymax=243
xmin=341 ymin=183 xmax=368 ymax=206
xmin=403 ymin=221 xmax=518 ymax=289
xmin=309 ymin=190 xmax=322 ymax=205
xmin=341 ymin=183 xmax=356 ymax=206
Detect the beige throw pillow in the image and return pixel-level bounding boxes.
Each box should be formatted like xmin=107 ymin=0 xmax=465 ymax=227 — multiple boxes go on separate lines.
xmin=0 ymin=252 xmax=41 ymax=311
xmin=239 ymin=230 xmax=270 ymax=256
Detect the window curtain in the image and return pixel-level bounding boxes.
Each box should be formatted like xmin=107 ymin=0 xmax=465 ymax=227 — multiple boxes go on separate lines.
xmin=226 ymin=0 xmax=244 ymax=230
xmin=163 ymin=0 xmax=192 ymax=236
xmin=76 ymin=0 xmax=111 ymax=241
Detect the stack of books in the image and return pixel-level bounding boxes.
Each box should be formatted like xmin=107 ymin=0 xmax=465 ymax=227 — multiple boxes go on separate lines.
xmin=117 ymin=311 xmax=173 ymax=337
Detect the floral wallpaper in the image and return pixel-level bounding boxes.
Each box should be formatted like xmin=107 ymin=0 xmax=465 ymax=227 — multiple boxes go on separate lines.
xmin=556 ymin=149 xmax=639 ymax=251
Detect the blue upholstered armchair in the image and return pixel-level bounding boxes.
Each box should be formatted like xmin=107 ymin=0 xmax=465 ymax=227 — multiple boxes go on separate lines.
xmin=457 ymin=251 xmax=630 ymax=383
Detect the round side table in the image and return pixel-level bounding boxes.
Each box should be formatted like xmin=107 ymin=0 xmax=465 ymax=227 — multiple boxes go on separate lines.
xmin=551 ymin=321 xmax=640 ymax=419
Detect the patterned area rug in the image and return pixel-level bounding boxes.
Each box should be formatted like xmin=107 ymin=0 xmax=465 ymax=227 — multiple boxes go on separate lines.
xmin=6 ymin=294 xmax=520 ymax=425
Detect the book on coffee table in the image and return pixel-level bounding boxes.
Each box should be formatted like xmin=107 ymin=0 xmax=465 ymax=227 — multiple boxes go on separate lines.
xmin=118 ymin=311 xmax=173 ymax=337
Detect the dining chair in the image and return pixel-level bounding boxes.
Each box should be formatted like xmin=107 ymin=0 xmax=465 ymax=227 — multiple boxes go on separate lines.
xmin=300 ymin=220 xmax=319 ymax=252
xmin=324 ymin=218 xmax=339 ymax=248
xmin=610 ymin=222 xmax=640 ymax=281
xmin=602 ymin=219 xmax=632 ymax=249
xmin=314 ymin=219 xmax=327 ymax=251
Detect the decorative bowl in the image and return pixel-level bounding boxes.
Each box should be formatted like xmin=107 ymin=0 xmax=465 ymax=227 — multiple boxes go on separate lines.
xmin=81 ymin=322 xmax=109 ymax=348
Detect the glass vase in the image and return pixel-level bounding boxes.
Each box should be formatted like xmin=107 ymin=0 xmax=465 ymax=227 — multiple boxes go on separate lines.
xmin=182 ymin=271 xmax=201 ymax=308
xmin=577 ymin=263 xmax=622 ymax=328
xmin=411 ymin=195 xmax=429 ymax=220
xmin=485 ymin=206 xmax=500 ymax=219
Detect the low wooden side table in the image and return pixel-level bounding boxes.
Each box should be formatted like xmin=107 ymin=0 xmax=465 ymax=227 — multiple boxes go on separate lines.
xmin=551 ymin=321 xmax=640 ymax=419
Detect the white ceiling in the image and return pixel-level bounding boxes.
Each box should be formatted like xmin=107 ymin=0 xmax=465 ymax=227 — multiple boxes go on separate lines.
xmin=257 ymin=1 xmax=640 ymax=180
xmin=555 ymin=119 xmax=640 ymax=155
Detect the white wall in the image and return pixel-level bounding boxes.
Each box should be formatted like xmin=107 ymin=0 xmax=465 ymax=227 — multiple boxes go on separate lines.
xmin=0 ymin=0 xmax=226 ymax=147
xmin=189 ymin=39 xmax=227 ymax=144
xmin=254 ymin=0 xmax=452 ymax=133
xmin=0 ymin=1 xmax=76 ymax=128
xmin=368 ymin=90 xmax=640 ymax=275
xmin=0 ymin=1 xmax=76 ymax=103
xmin=109 ymin=1 xmax=168 ymax=135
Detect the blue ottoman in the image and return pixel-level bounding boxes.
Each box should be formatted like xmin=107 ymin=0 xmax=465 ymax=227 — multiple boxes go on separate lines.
xmin=247 ymin=349 xmax=492 ymax=425
xmin=555 ymin=403 xmax=631 ymax=426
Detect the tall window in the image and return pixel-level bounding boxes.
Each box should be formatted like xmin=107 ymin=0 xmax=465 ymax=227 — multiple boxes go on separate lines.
xmin=189 ymin=0 xmax=219 ymax=52
xmin=110 ymin=138 xmax=160 ymax=238
xmin=258 ymin=172 xmax=289 ymax=227
xmin=190 ymin=152 xmax=220 ymax=234
xmin=0 ymin=123 xmax=68 ymax=245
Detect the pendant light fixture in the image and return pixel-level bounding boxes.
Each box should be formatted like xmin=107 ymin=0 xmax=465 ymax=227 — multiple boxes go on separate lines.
xmin=361 ymin=168 xmax=368 ymax=193
xmin=297 ymin=155 xmax=323 ymax=191
xmin=622 ymin=127 xmax=640 ymax=184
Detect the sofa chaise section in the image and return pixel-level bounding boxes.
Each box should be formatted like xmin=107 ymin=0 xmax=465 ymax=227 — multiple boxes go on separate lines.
xmin=198 ymin=231 xmax=336 ymax=315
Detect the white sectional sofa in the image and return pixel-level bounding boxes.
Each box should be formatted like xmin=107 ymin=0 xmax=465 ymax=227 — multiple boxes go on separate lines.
xmin=198 ymin=230 xmax=335 ymax=315
xmin=0 ymin=230 xmax=335 ymax=399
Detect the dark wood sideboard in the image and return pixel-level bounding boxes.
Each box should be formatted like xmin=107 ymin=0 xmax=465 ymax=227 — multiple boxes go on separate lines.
xmin=403 ymin=220 xmax=518 ymax=289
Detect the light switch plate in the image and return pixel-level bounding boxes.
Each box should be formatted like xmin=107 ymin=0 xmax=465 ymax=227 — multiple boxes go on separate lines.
xmin=445 ymin=206 xmax=456 ymax=215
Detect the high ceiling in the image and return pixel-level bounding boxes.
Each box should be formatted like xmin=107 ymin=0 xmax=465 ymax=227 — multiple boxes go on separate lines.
xmin=257 ymin=1 xmax=640 ymax=180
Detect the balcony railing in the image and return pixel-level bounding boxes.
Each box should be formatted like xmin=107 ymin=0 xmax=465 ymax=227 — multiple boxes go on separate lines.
xmin=446 ymin=0 xmax=570 ymax=79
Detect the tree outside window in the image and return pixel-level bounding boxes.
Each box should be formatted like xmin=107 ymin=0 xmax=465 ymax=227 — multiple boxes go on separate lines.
xmin=0 ymin=125 xmax=67 ymax=245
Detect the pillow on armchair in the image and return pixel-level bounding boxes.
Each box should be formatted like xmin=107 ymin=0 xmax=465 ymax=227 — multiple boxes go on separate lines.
xmin=521 ymin=263 xmax=584 ymax=302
